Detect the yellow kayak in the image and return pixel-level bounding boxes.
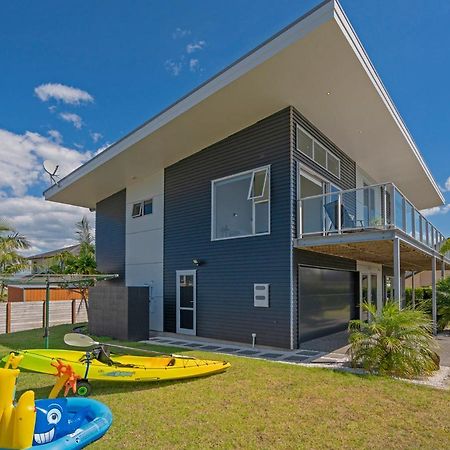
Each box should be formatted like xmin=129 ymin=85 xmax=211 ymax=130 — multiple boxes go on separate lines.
xmin=4 ymin=349 xmax=230 ymax=384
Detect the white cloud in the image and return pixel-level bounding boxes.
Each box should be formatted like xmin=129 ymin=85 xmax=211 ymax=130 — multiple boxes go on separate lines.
xmin=165 ymin=59 xmax=183 ymax=76
xmin=47 ymin=129 xmax=63 ymax=144
xmin=186 ymin=40 xmax=206 ymax=54
xmin=35 ymin=83 xmax=94 ymax=105
xmin=90 ymin=131 xmax=103 ymax=143
xmin=59 ymin=112 xmax=83 ymax=129
xmin=421 ymin=204 xmax=450 ymax=217
xmin=95 ymin=143 xmax=111 ymax=155
xmin=172 ymin=28 xmax=191 ymax=39
xmin=444 ymin=177 xmax=450 ymax=192
xmin=0 ymin=128 xmax=92 ymax=196
xmin=189 ymin=58 xmax=199 ymax=72
xmin=0 ymin=196 xmax=94 ymax=255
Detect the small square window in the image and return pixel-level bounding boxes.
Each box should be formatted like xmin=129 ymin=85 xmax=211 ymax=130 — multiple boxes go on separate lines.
xmin=132 ymin=203 xmax=142 ymax=218
xmin=143 ymin=199 xmax=153 ymax=215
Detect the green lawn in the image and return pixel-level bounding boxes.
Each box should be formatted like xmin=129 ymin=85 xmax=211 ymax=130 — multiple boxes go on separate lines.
xmin=1 ymin=325 xmax=449 ymax=449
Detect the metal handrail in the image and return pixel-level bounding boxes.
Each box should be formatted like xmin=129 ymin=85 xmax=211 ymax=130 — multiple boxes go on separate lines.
xmin=298 ymin=182 xmax=446 ymax=252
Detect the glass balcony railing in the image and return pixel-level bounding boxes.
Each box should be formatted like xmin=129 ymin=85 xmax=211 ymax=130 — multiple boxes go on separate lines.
xmin=298 ymin=182 xmax=447 ymax=253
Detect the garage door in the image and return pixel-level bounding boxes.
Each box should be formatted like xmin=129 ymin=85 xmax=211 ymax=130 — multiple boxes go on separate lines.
xmin=298 ymin=266 xmax=357 ymax=342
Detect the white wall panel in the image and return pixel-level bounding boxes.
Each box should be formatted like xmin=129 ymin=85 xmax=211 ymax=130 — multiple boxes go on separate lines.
xmin=125 ymin=263 xmax=163 ymax=296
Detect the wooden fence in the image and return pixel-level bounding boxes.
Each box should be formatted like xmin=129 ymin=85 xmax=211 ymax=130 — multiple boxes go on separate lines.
xmin=0 ymin=300 xmax=87 ymax=334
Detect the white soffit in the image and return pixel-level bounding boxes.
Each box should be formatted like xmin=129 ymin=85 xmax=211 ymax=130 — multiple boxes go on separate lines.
xmin=45 ymin=0 xmax=443 ymax=210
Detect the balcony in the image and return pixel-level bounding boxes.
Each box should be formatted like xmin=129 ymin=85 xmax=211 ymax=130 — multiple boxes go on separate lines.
xmin=295 ymin=182 xmax=448 ymax=333
xmin=298 ymin=182 xmax=446 ymax=253
xmin=295 ymin=182 xmax=448 ymax=285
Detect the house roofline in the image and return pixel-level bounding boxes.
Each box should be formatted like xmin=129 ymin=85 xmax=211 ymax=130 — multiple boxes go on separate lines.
xmin=44 ymin=0 xmax=335 ymax=199
xmin=44 ymin=0 xmax=444 ymax=206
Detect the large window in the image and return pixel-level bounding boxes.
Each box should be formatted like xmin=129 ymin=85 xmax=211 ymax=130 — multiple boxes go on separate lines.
xmin=212 ymin=167 xmax=270 ymax=240
xmin=296 ymin=126 xmax=340 ymax=178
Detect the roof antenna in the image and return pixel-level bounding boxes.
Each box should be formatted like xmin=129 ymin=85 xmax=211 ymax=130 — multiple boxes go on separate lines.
xmin=43 ymin=160 xmax=60 ymax=186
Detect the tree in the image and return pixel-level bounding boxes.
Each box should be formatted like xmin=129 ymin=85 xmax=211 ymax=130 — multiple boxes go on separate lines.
xmin=437 ymin=276 xmax=450 ymax=331
xmin=440 ymin=238 xmax=450 ymax=256
xmin=76 ymin=216 xmax=94 ymax=247
xmin=48 ymin=216 xmax=97 ymax=315
xmin=0 ymin=221 xmax=31 ymax=300
xmin=348 ymin=301 xmax=439 ymax=378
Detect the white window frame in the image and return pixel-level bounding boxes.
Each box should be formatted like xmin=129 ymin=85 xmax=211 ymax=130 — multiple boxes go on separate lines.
xmin=296 ymin=125 xmax=341 ymax=178
xmin=211 ymin=165 xmax=271 ymax=241
xmin=297 ymin=165 xmax=342 ymax=236
xmin=131 ymin=198 xmax=153 ymax=218
xmin=131 ymin=202 xmax=143 ymax=218
xmin=248 ymin=167 xmax=269 ymax=201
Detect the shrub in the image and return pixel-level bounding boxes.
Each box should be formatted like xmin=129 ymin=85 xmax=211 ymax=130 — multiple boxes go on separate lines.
xmin=348 ymin=301 xmax=439 ymax=378
xmin=405 ymin=277 xmax=450 ymax=332
xmin=437 ymin=276 xmax=450 ymax=331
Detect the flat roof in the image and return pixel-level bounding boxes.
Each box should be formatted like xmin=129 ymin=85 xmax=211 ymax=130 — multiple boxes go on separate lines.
xmin=45 ymin=0 xmax=444 ymax=210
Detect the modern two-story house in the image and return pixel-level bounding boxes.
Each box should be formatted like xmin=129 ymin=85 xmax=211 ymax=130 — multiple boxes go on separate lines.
xmin=45 ymin=0 xmax=449 ymax=349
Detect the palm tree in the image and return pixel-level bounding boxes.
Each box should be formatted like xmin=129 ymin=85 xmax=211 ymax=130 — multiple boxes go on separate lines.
xmin=76 ymin=216 xmax=94 ymax=247
xmin=348 ymin=301 xmax=439 ymax=378
xmin=0 ymin=221 xmax=30 ymax=300
xmin=0 ymin=221 xmax=30 ymax=274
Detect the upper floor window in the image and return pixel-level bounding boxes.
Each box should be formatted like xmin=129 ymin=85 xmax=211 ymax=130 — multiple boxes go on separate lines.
xmin=131 ymin=199 xmax=153 ymax=218
xmin=296 ymin=126 xmax=340 ymax=178
xmin=212 ymin=167 xmax=270 ymax=240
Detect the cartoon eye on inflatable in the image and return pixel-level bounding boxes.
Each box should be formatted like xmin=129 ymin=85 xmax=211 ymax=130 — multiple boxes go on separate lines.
xmin=47 ymin=408 xmax=62 ymax=425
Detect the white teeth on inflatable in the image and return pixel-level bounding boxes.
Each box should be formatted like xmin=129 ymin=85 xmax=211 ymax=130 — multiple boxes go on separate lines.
xmin=34 ymin=427 xmax=55 ymax=444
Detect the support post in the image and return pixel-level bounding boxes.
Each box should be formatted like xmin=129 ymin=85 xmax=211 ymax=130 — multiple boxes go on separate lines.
xmin=393 ymin=237 xmax=401 ymax=308
xmin=44 ymin=278 xmax=50 ymax=349
xmin=432 ymin=256 xmax=437 ymax=336
xmin=6 ymin=302 xmax=11 ymax=334
xmin=71 ymin=299 xmax=76 ymax=324
xmin=442 ymin=258 xmax=446 ymax=280
xmin=411 ymin=271 xmax=415 ymax=309
xmin=337 ymin=192 xmax=342 ymax=234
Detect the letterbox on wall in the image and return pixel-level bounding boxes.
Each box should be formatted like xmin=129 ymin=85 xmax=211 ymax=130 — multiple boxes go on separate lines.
xmin=254 ymin=284 xmax=269 ymax=307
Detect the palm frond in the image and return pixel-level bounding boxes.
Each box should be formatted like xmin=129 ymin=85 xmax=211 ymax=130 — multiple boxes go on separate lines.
xmin=347 ymin=301 xmax=439 ymax=378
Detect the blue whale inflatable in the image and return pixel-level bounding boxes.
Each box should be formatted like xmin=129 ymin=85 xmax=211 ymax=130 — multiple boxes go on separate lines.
xmin=32 ymin=398 xmax=112 ymax=449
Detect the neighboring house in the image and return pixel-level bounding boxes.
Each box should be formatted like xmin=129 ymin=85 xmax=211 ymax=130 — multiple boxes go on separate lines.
xmin=12 ymin=245 xmax=84 ymax=303
xmin=28 ymin=245 xmax=81 ymax=274
xmin=405 ymin=270 xmax=450 ymax=289
xmin=44 ymin=0 xmax=449 ymax=347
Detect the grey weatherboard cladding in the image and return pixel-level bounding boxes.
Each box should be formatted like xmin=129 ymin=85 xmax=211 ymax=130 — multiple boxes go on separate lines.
xmin=95 ymin=189 xmax=126 ymax=283
xmin=290 ymin=107 xmax=358 ymax=346
xmin=164 ymin=108 xmax=292 ymax=348
xmin=92 ymin=189 xmax=150 ymax=341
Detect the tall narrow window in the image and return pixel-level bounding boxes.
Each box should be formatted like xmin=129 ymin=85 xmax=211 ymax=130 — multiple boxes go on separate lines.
xmin=212 ymin=167 xmax=270 ymax=240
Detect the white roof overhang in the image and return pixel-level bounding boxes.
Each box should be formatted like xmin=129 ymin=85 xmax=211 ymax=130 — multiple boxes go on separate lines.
xmin=45 ymin=0 xmax=444 ymax=210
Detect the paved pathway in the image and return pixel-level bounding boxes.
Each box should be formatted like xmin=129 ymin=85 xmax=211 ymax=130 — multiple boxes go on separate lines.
xmin=143 ymin=334 xmax=349 ymax=365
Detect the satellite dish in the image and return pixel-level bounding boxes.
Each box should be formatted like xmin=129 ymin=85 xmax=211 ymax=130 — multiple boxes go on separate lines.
xmin=43 ymin=160 xmax=60 ymax=186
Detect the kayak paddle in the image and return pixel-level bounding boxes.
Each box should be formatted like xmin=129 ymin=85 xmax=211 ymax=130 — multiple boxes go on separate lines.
xmin=64 ymin=333 xmax=195 ymax=359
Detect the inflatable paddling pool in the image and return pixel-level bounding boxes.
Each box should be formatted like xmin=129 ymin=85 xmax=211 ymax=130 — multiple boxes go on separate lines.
xmin=0 ymin=358 xmax=112 ymax=450
xmin=32 ymin=397 xmax=112 ymax=449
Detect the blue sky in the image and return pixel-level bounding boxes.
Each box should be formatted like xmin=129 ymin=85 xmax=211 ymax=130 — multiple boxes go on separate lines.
xmin=0 ymin=0 xmax=449 ymax=253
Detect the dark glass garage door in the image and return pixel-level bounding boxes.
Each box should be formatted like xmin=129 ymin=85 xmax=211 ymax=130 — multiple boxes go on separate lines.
xmin=298 ymin=266 xmax=357 ymax=342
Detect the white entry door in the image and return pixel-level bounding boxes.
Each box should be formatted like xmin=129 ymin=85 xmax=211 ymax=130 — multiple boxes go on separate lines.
xmin=176 ymin=270 xmax=196 ymax=335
